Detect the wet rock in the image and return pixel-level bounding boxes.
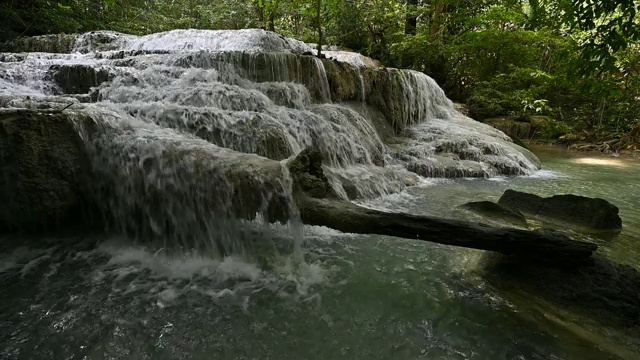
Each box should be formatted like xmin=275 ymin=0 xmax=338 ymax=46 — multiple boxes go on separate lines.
xmin=459 ymin=201 xmax=528 ymax=227
xmin=407 ymin=158 xmax=487 ymax=178
xmin=322 ymin=59 xmax=362 ymax=102
xmin=256 ymin=126 xmax=294 ymax=160
xmin=0 ymin=110 xmax=99 ymax=233
xmin=498 ymin=189 xmax=622 ymax=235
xmin=482 ymin=253 xmax=640 ymax=332
xmin=288 ymin=148 xmax=337 ymax=199
xmin=51 ymin=64 xmax=112 ymax=95
xmin=484 ymin=116 xmax=571 ymax=141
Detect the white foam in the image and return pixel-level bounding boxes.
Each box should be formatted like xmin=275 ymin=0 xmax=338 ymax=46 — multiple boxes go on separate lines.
xmin=123 ymin=29 xmax=312 ymax=53
xmin=91 ymin=239 xmax=329 ymax=307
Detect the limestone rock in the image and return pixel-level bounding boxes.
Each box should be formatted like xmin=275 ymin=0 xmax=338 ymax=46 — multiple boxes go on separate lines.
xmin=498 ymin=189 xmax=622 ymax=235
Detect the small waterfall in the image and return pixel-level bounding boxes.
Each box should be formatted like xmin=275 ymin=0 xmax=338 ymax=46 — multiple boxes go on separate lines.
xmin=358 ymin=70 xmax=366 ymax=103
xmin=81 ymin=105 xmax=297 ymax=255
xmin=1 ymin=28 xmax=542 ymax=253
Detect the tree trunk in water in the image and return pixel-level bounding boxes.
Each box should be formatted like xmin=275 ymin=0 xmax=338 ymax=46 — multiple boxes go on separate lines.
xmin=298 ymin=197 xmax=597 ymax=267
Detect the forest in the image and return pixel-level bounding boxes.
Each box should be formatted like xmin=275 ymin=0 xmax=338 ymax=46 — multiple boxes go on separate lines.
xmin=2 ymin=0 xmax=640 ymax=152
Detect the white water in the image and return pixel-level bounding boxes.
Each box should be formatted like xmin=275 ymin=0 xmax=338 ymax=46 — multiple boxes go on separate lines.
xmin=1 ymin=29 xmax=541 ymax=253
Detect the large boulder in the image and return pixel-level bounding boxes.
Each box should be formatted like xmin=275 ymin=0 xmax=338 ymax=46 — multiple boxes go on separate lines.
xmin=498 ymin=189 xmax=622 ymax=235
xmin=0 ymin=109 xmax=99 ymax=233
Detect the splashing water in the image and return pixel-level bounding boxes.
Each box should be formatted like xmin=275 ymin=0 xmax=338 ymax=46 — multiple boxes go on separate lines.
xmin=1 ymin=28 xmax=540 ymax=255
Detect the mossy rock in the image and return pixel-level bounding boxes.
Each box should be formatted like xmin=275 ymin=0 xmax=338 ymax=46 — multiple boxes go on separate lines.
xmin=256 ymin=126 xmax=294 ymax=161
xmin=529 ymin=115 xmax=572 ymax=139
xmin=321 ymin=59 xmax=361 ymax=102
xmin=484 ymin=117 xmax=532 ymax=139
xmin=288 ymin=148 xmax=337 ymax=199
xmin=498 ymin=189 xmax=622 ymax=236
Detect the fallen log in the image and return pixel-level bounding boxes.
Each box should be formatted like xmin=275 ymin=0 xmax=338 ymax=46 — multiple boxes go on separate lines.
xmin=298 ymin=196 xmax=597 ymax=266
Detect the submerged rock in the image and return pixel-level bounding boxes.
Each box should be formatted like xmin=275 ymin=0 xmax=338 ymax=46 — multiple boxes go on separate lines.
xmin=498 ymin=189 xmax=622 ymax=235
xmin=0 ymin=109 xmax=99 ymax=233
xmin=459 ymin=201 xmax=528 ymax=227
xmin=482 ymin=253 xmax=640 ymax=337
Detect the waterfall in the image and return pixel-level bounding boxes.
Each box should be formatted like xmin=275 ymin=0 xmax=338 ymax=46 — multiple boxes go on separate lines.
xmin=0 ymin=28 xmax=541 ymax=253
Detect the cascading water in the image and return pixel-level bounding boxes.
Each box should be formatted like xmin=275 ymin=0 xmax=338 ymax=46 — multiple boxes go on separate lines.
xmin=0 ymin=28 xmax=540 ymax=251
xmin=5 ymin=30 xmax=639 ymax=360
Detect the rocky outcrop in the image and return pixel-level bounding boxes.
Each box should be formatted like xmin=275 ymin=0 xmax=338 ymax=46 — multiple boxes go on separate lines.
xmin=0 ymin=109 xmax=99 ymax=233
xmin=498 ymin=189 xmax=622 ymax=235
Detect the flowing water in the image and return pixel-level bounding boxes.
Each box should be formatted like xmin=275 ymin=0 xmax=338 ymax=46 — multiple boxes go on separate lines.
xmin=1 ymin=147 xmax=639 ymax=360
xmin=1 ymin=29 xmax=639 ymax=359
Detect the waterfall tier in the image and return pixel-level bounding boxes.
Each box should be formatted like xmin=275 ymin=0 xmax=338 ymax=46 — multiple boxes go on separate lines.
xmin=0 ymin=29 xmax=540 ymax=251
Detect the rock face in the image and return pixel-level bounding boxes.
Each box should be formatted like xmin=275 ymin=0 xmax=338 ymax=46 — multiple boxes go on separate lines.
xmin=498 ymin=189 xmax=622 ymax=234
xmin=0 ymin=110 xmax=98 ymax=233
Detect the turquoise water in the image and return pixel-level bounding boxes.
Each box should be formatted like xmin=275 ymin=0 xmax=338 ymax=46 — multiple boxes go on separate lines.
xmin=1 ymin=147 xmax=639 ymax=359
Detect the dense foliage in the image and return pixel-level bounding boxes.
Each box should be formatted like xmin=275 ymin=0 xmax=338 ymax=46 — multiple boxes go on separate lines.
xmin=2 ymin=0 xmax=640 ymax=147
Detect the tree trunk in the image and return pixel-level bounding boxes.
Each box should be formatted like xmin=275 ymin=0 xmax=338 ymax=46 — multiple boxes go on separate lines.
xmin=316 ymin=0 xmax=323 ymax=57
xmin=430 ymin=0 xmax=447 ymax=40
xmin=298 ymin=196 xmax=597 ymax=267
xmin=405 ymin=0 xmax=418 ymax=35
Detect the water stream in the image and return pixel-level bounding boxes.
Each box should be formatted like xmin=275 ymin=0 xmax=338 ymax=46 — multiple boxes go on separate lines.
xmin=1 ymin=30 xmax=639 ymax=359
xmin=1 ymin=147 xmax=639 ymax=359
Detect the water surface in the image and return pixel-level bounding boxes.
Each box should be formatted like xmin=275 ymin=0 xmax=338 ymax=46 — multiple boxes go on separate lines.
xmin=1 ymin=147 xmax=639 ymax=360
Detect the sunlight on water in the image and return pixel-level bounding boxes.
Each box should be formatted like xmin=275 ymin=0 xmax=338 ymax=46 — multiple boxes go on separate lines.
xmin=570 ymin=157 xmax=631 ymax=168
